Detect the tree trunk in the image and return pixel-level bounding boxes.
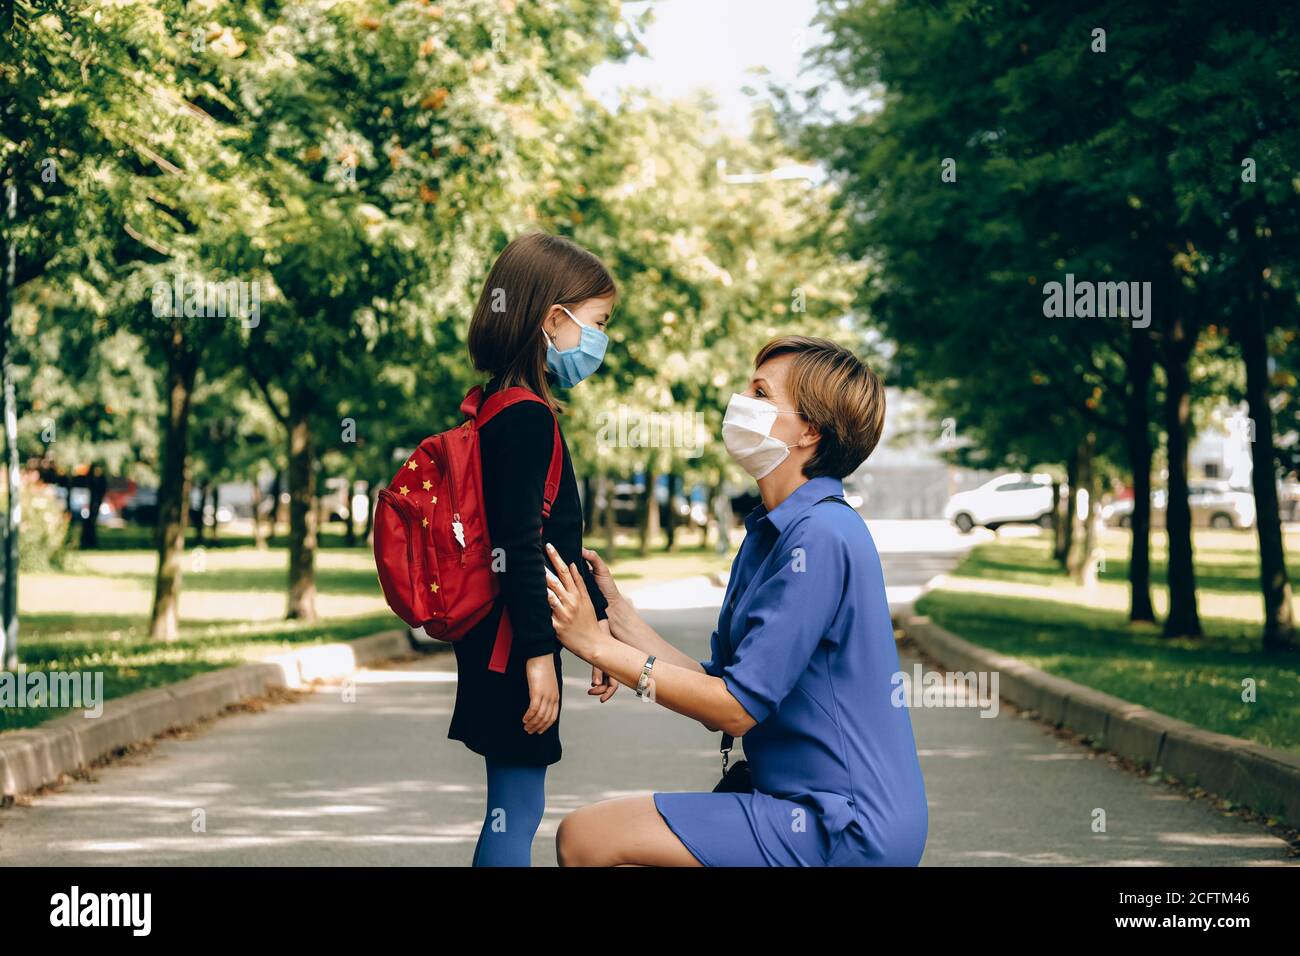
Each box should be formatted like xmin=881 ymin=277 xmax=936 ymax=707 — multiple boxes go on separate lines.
xmin=1161 ymin=308 xmax=1203 ymax=638
xmin=1237 ymin=278 xmax=1296 ymax=650
xmin=664 ymin=471 xmax=679 ymax=552
xmin=1067 ymin=433 xmax=1097 ymax=584
xmin=194 ymin=482 xmax=208 ymax=547
xmin=269 ymin=470 xmax=283 ymax=541
xmin=286 ymin=396 xmax=318 ymax=621
xmin=79 ymin=467 xmax=106 ymax=549
xmin=1050 ymin=480 xmax=1064 ymax=559
xmin=1 ymin=176 xmax=20 ymax=670
xmin=1124 ymin=325 xmax=1156 ymax=623
xmin=148 ymin=331 xmax=199 ymax=642
xmin=712 ymin=474 xmax=732 ymax=555
xmin=591 ymin=473 xmax=609 ymax=555
xmin=344 ymin=477 xmax=357 ymax=547
xmin=363 ymin=481 xmax=378 ymax=545
xmin=603 ymin=473 xmax=617 ymax=559
xmin=639 ymin=461 xmax=658 ymax=557
xmin=590 ymin=473 xmax=603 ymax=539
xmin=1058 ymin=451 xmax=1077 ymax=566
xmin=251 ymin=478 xmax=267 ymax=550
xmin=209 ymin=484 xmax=220 ymax=542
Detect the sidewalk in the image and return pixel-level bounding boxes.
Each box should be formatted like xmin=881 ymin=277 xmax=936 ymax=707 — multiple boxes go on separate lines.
xmin=0 ymin=607 xmax=723 ymax=866
xmin=1 ymin=565 xmax=1294 ymax=864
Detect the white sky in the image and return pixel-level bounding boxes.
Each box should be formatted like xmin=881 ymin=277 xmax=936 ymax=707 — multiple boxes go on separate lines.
xmin=585 ymin=0 xmax=836 ymax=135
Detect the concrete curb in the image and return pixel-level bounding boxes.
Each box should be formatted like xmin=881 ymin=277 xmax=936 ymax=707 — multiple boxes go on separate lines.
xmin=1 ymin=628 xmax=418 ymax=799
xmin=895 ymin=609 xmax=1300 ymax=830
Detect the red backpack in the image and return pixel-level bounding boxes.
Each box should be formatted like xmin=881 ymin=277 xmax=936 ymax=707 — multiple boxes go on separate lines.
xmin=373 ymin=384 xmax=561 ymax=672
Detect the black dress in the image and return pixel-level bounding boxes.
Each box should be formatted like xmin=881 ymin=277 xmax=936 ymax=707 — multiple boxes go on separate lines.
xmin=446 ymin=375 xmax=609 ymax=766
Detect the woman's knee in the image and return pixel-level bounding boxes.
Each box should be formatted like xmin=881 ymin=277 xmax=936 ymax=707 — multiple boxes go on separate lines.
xmin=557 ymin=797 xmax=695 ymax=867
xmin=555 ymin=806 xmax=598 ymax=867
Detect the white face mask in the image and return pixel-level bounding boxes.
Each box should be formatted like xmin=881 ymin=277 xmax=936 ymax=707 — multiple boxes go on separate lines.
xmin=721 ymin=392 xmax=803 ymax=480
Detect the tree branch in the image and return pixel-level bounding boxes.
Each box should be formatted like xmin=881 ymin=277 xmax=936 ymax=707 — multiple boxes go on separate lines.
xmin=246 ymin=352 xmax=289 ymax=426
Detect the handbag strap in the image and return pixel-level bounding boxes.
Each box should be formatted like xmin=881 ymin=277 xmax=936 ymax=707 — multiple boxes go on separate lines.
xmin=719 ymin=494 xmax=854 ymax=765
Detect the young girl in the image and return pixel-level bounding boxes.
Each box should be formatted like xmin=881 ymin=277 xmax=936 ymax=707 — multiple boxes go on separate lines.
xmin=448 ymin=231 xmax=618 ymax=866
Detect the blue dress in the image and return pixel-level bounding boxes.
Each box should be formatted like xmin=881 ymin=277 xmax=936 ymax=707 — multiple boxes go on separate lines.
xmin=653 ymin=475 xmax=928 ymax=866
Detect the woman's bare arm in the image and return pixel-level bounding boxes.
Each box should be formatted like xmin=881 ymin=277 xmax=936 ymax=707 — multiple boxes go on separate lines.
xmin=589 ymin=635 xmax=753 ymax=737
xmin=548 ymin=548 xmax=752 ymax=736
xmin=575 ymin=546 xmax=726 ymax=730
xmin=604 ymin=597 xmax=705 ymax=673
xmin=578 ymin=546 xmax=704 ymax=673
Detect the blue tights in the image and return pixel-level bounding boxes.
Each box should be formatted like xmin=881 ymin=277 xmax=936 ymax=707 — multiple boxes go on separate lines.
xmin=471 ymin=757 xmax=548 ymax=867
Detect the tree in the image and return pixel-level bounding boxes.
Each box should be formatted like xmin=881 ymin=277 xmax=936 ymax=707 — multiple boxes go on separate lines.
xmin=223 ymin=0 xmax=631 ymax=618
xmin=2 ymin=0 xmax=234 ymax=647
xmin=805 ymin=0 xmax=1300 ymax=644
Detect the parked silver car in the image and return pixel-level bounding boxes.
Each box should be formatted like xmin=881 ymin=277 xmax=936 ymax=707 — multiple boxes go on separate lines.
xmin=1101 ymin=480 xmax=1256 ymax=530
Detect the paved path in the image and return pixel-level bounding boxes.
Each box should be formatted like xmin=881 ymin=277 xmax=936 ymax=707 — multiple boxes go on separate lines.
xmin=1 ymin=523 xmax=1294 ymax=865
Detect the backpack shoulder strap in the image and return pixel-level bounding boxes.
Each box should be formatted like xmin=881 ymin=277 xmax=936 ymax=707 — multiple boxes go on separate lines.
xmin=818 ymin=494 xmax=854 ymax=509
xmin=466 ymin=385 xmax=563 ymax=518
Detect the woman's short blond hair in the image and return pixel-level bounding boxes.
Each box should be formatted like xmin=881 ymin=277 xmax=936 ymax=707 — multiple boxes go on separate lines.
xmin=754 ymin=335 xmax=886 ymax=479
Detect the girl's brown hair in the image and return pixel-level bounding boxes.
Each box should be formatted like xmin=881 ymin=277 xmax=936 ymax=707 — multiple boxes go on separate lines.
xmin=467 ymin=232 xmax=617 ymax=411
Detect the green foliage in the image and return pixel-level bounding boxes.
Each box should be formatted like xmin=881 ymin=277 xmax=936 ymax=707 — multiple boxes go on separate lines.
xmin=804 ymin=0 xmax=1300 ymax=476
xmin=17 ymin=474 xmax=68 ymax=571
xmin=4 ymin=0 xmax=878 ymax=640
xmin=548 ymin=98 xmax=865 ymax=485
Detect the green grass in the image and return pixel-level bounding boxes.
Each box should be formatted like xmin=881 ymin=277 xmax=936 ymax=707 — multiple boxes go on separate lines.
xmin=8 ymin=536 xmax=403 ymax=733
xmin=3 ymin=612 xmax=398 ymax=733
xmin=916 ymin=531 xmax=1300 ymax=754
xmin=950 ymin=533 xmax=1300 ymax=596
xmin=85 ymin=525 xmax=362 ymax=552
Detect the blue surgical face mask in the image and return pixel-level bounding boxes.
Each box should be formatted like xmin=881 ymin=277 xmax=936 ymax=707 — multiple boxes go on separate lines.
xmin=543 ymin=305 xmax=607 ymax=388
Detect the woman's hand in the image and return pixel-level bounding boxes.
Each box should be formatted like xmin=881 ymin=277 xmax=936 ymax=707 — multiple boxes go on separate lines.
xmin=522 ymin=654 xmax=559 ymax=735
xmin=580 ymin=547 xmax=624 ymax=611
xmin=545 ymin=542 xmax=606 ymax=662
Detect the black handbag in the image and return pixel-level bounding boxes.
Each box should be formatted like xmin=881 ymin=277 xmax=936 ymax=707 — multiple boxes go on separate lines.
xmin=712 ymin=732 xmax=752 ymax=793
xmin=711 ymin=494 xmax=853 ymax=795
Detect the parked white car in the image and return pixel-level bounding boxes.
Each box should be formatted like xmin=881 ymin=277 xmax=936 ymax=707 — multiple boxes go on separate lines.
xmin=944 ymin=473 xmax=1055 ymax=534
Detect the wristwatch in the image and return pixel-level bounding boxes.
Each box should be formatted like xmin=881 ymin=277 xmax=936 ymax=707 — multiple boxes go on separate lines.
xmin=635 ymin=654 xmax=656 ymax=699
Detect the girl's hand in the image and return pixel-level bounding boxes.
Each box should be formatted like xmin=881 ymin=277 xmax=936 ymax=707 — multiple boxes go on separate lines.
xmin=545 ymin=542 xmax=603 ymax=660
xmin=590 ymin=622 xmax=619 ymax=702
xmin=580 ymin=547 xmax=624 ymax=610
xmin=522 ymin=653 xmax=559 ymax=734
